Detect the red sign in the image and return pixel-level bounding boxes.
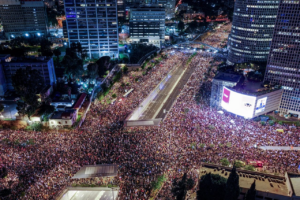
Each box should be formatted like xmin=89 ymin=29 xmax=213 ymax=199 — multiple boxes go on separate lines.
xmin=222 ymin=88 xmax=230 ymax=103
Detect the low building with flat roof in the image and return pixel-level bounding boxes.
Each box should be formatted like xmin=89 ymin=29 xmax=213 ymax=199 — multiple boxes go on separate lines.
xmin=49 ymin=109 xmax=77 ymax=129
xmin=201 ymin=163 xmax=300 ymax=200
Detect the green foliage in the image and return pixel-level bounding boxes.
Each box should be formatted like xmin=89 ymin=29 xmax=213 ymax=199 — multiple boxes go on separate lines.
xmin=209 ymin=144 xmax=214 ymax=148
xmin=151 ymin=175 xmax=166 ymax=190
xmin=224 ymin=167 xmax=240 ymax=200
xmin=135 ymin=78 xmax=139 ymax=82
xmin=112 ymin=94 xmax=117 ymax=98
xmin=113 ymin=71 xmax=122 ymax=83
xmin=220 ymin=158 xmax=230 ymax=166
xmin=129 ymin=43 xmax=157 ymax=63
xmin=123 ymin=66 xmax=128 ymax=74
xmin=278 ymin=121 xmax=283 ymax=125
xmin=245 ymin=165 xmax=255 ymax=171
xmin=268 ymin=120 xmax=274 ymax=126
xmin=226 ymin=142 xmax=232 ymax=148
xmin=198 ymin=143 xmax=205 ymax=148
xmin=187 ymin=53 xmax=196 ymax=64
xmin=260 ymin=121 xmax=266 ymax=126
xmin=12 ymin=67 xmax=45 ymax=118
xmin=197 ymin=173 xmax=227 ymax=200
xmin=234 ymin=160 xmax=245 ymax=168
xmin=142 ymin=71 xmax=147 ymax=76
xmin=190 ymin=142 xmax=196 ymax=149
xmin=25 ymin=123 xmax=43 ymax=131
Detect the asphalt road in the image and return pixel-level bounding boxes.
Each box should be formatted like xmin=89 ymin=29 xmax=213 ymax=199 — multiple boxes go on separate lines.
xmin=140 ymin=60 xmax=197 ymax=120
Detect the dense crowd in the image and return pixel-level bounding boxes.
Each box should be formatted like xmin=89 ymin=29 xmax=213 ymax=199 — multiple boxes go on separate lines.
xmin=203 ymin=22 xmax=231 ymax=48
xmin=0 ymin=46 xmax=299 ymax=200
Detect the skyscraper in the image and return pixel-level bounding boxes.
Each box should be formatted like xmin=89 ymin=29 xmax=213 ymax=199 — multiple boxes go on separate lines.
xmin=264 ymin=0 xmax=300 ymax=117
xmin=129 ymin=5 xmax=165 ymax=48
xmin=64 ymin=0 xmax=119 ymax=59
xmin=227 ymin=0 xmax=279 ymax=64
xmin=0 ymin=0 xmax=48 ymax=39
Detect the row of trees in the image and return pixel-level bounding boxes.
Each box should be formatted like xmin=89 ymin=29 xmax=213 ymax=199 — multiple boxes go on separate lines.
xmin=171 ymin=167 xmax=256 ymax=200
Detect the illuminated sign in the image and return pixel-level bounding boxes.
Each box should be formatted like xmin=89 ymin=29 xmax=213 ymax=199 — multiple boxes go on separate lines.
xmin=221 ymin=87 xmax=256 ymax=119
xmin=255 ymin=97 xmax=267 ymax=113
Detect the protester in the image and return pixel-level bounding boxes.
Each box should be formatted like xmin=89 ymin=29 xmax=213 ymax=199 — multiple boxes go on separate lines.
xmin=0 ymin=43 xmax=299 ymax=200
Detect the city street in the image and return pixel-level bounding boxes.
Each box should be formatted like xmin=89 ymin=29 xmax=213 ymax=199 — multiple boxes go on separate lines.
xmin=140 ymin=57 xmax=197 ymax=120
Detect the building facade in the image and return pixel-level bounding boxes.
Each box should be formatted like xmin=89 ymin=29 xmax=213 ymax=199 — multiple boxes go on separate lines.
xmin=0 ymin=56 xmax=56 ymax=95
xmin=156 ymin=0 xmax=175 ymax=19
xmin=64 ymin=0 xmax=119 ymax=58
xmin=0 ymin=0 xmax=48 ymax=39
xmin=227 ymin=0 xmax=279 ymax=64
xmin=129 ymin=6 xmax=165 ymax=48
xmin=264 ymin=0 xmax=300 ymax=118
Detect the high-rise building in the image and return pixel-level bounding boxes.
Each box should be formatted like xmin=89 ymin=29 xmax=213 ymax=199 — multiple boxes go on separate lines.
xmin=156 ymin=0 xmax=175 ymax=19
xmin=0 ymin=0 xmax=48 ymax=39
xmin=129 ymin=5 xmax=165 ymax=47
xmin=227 ymin=0 xmax=279 ymax=64
xmin=117 ymin=0 xmax=125 ymax=17
xmin=264 ymin=0 xmax=300 ymax=118
xmin=0 ymin=55 xmax=56 ymax=95
xmin=64 ymin=0 xmax=119 ymax=59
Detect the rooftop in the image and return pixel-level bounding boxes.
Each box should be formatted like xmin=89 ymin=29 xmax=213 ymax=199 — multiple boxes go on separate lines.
xmin=50 ymin=110 xmax=76 ymax=119
xmin=214 ymin=72 xmax=242 ymax=83
xmin=2 ymin=56 xmax=51 ymax=64
xmin=72 ymin=164 xmax=118 ymax=179
xmin=60 ymin=187 xmax=119 ymax=200
xmin=202 ymin=164 xmax=290 ymax=197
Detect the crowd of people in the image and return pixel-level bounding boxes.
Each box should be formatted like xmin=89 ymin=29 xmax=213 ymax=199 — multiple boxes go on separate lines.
xmin=0 ymin=43 xmax=299 ymax=200
xmin=202 ymin=22 xmax=231 ymax=49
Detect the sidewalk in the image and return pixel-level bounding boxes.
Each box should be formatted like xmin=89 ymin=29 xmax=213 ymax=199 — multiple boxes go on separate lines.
xmin=259 ymin=146 xmax=300 ymax=151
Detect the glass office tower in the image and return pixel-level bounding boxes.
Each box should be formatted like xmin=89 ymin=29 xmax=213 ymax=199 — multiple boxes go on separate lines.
xmin=264 ymin=0 xmax=300 ymax=117
xmin=227 ymin=0 xmax=279 ymax=64
xmin=64 ymin=0 xmax=119 ymax=58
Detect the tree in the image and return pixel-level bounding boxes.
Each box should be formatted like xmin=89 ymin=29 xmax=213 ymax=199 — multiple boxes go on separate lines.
xmin=178 ymin=20 xmax=185 ymax=32
xmin=87 ymin=63 xmax=99 ymax=86
xmin=224 ymin=167 xmax=240 ymax=200
xmin=245 ymin=180 xmax=256 ymax=200
xmin=0 ymin=104 xmax=4 ymax=113
xmin=37 ymin=103 xmax=55 ymax=116
xmin=96 ymin=56 xmax=111 ymax=78
xmin=12 ymin=67 xmax=45 ymax=119
xmin=197 ymin=173 xmax=227 ymax=200
xmin=188 ymin=20 xmax=198 ymax=33
xmin=172 ymin=173 xmax=188 ymax=200
xmin=39 ymin=38 xmax=53 ymax=57
xmin=53 ymin=48 xmax=61 ymax=67
xmin=61 ymin=55 xmax=84 ymax=80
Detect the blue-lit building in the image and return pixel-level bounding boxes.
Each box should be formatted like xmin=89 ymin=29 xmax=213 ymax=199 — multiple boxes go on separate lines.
xmin=227 ymin=0 xmax=280 ymax=64
xmin=264 ymin=0 xmax=300 ymax=118
xmin=0 ymin=0 xmax=47 ymax=39
xmin=0 ymin=55 xmax=56 ymax=96
xmin=64 ymin=0 xmax=119 ymax=59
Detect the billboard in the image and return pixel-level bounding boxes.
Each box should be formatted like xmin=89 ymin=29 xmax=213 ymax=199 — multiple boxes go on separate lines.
xmin=221 ymin=87 xmax=256 ymax=118
xmin=255 ymin=97 xmax=267 ymax=114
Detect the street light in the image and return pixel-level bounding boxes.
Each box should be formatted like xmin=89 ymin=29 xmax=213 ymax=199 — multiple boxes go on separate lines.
xmin=37 ymin=33 xmax=41 ymax=36
xmin=25 ymin=33 xmax=29 ymax=37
